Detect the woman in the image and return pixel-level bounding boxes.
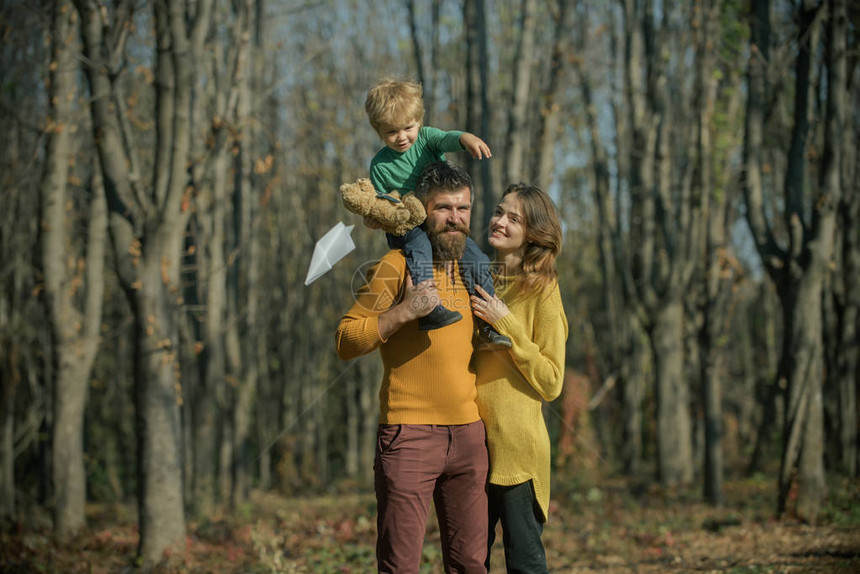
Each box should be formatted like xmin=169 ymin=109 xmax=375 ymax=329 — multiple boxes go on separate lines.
xmin=471 ymin=183 xmax=568 ymax=573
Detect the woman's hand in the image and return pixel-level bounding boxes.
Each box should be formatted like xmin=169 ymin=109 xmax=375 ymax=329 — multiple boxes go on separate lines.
xmin=470 ymin=285 xmax=510 ymax=324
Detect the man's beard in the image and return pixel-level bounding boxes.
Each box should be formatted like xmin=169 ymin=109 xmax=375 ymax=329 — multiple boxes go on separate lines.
xmin=427 ymin=221 xmax=469 ymax=262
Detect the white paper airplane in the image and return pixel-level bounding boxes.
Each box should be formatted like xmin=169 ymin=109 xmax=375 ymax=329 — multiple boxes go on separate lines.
xmin=304 ymin=221 xmax=356 ymax=285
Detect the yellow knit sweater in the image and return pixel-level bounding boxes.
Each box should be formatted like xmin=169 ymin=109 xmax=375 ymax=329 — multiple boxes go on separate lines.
xmin=335 ymin=250 xmax=480 ymax=425
xmin=474 ymin=275 xmax=568 ymax=522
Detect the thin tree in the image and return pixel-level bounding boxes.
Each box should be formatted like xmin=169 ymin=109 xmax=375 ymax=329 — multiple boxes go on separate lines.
xmin=531 ymin=0 xmax=571 ymax=190
xmin=504 ymin=0 xmax=537 ymax=185
xmin=73 ymin=0 xmax=219 ymax=561
xmin=742 ymin=0 xmax=847 ymax=521
xmin=692 ymin=0 xmax=735 ymax=507
xmin=573 ymin=0 xmax=648 ymax=477
xmin=824 ymin=30 xmax=859 ymax=478
xmin=41 ymin=0 xmax=108 ymax=535
xmin=618 ymin=0 xmax=700 ymax=487
xmin=464 ymin=0 xmax=494 ymax=236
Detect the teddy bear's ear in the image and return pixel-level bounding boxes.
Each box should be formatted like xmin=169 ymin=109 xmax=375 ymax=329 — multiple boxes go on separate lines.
xmin=360 ymin=179 xmax=377 ymax=194
xmin=340 ymin=182 xmax=373 ymax=218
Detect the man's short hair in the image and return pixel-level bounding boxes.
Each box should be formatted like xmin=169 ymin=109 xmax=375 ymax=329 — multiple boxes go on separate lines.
xmin=414 ymin=161 xmax=472 ymax=203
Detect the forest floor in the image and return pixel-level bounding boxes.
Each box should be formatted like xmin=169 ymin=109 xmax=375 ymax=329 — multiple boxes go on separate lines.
xmin=1 ymin=474 xmax=859 ymax=573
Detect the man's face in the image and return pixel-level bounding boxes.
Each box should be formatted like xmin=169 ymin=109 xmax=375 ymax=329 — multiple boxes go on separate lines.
xmin=424 ymin=187 xmax=472 ymax=261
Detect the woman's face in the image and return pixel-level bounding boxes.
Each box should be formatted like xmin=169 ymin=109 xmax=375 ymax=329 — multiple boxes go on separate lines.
xmin=488 ymin=193 xmax=526 ymax=254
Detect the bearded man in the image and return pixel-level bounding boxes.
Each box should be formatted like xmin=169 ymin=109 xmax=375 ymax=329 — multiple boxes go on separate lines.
xmin=336 ymin=161 xmax=489 ymax=574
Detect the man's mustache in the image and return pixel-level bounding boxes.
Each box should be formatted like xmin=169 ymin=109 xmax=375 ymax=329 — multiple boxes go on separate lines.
xmin=437 ymin=222 xmax=468 ymax=234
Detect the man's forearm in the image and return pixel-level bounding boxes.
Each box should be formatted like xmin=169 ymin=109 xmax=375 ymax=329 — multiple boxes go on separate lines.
xmin=377 ymin=300 xmax=418 ymax=340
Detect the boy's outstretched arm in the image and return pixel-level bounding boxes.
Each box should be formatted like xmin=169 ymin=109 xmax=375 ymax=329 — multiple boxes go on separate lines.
xmin=459 ymin=132 xmax=492 ymax=160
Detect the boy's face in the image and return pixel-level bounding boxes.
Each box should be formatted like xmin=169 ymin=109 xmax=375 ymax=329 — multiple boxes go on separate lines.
xmin=378 ymin=120 xmax=420 ymax=153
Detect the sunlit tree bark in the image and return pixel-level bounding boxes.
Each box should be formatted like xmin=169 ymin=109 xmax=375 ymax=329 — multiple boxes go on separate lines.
xmin=531 ymin=0 xmax=570 ymax=190
xmin=73 ymin=0 xmax=220 ymax=561
xmin=504 ymin=0 xmax=537 ymax=185
xmin=41 ymin=0 xmax=107 ymax=535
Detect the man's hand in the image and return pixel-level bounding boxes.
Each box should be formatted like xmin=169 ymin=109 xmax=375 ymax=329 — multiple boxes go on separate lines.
xmin=377 ymin=274 xmax=439 ymax=340
xmin=459 ymin=133 xmax=492 ymax=160
xmin=362 ymin=216 xmax=383 ymax=230
xmin=402 ymin=274 xmax=441 ymax=319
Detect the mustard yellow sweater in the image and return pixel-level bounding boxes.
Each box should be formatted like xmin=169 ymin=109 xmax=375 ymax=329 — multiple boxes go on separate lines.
xmin=474 ymin=275 xmax=568 ymax=522
xmin=335 ymin=250 xmax=480 ymax=425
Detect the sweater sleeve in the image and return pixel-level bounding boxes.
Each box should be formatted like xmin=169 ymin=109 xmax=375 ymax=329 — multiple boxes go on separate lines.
xmin=369 ymin=154 xmax=391 ymax=195
xmin=422 ymin=126 xmax=465 ymax=155
xmin=335 ymin=252 xmax=405 ymax=360
xmin=493 ymin=285 xmax=568 ymax=402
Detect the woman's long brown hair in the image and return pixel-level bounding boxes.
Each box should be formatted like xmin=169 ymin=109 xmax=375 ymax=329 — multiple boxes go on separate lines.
xmin=501 ymin=183 xmax=562 ymax=296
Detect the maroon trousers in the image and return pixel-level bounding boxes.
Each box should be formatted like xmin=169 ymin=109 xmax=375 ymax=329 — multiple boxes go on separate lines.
xmin=374 ymin=421 xmax=489 ymax=574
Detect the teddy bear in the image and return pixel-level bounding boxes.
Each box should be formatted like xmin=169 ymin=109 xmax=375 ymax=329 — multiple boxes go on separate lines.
xmin=340 ymin=178 xmax=426 ymax=237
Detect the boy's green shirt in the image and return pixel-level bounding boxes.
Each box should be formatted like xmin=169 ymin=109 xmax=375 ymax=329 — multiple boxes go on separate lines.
xmin=369 ymin=126 xmax=464 ymax=195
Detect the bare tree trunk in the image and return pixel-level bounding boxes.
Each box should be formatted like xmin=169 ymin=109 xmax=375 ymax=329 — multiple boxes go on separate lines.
xmin=345 ymin=371 xmax=360 ymax=478
xmin=360 ymin=359 xmax=379 ymax=484
xmin=504 ymin=0 xmax=537 ymax=184
xmin=406 ymin=0 xmax=426 ymax=91
xmin=532 ymin=0 xmax=570 ymax=189
xmin=231 ymin=0 xmax=263 ymax=508
xmin=620 ymin=0 xmax=697 ymax=486
xmin=2 ymin=4 xmax=54 ymax=522
xmin=42 ymin=0 xmax=109 ymax=535
xmin=651 ymin=301 xmax=694 ymax=485
xmin=0 ymin=336 xmax=16 ymax=520
xmin=826 ymin=74 xmax=859 ymax=477
xmin=73 ymin=0 xmax=221 ymax=560
xmin=746 ymin=283 xmax=782 ymax=473
xmin=694 ymin=0 xmax=729 ymax=506
xmin=574 ymin=6 xmax=646 ymax=476
xmin=735 ymin=295 xmax=756 ymax=449
xmin=742 ymin=0 xmax=845 ymax=521
xmin=191 ymin=131 xmax=230 ymax=516
xmin=783 ymin=0 xmax=846 ymax=520
xmin=464 ymin=0 xmax=493 ymax=241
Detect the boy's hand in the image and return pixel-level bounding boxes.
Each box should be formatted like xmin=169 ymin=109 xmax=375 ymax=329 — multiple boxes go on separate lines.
xmin=362 ymin=216 xmax=383 ymax=230
xmin=460 ymin=133 xmax=492 ymax=160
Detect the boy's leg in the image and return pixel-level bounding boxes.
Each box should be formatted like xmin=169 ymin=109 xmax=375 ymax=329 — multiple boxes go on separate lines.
xmin=434 ymin=421 xmax=490 ymax=574
xmin=375 ymin=424 xmax=445 ymax=574
xmin=390 ymin=228 xmax=431 ymax=284
xmin=397 ymin=228 xmax=462 ymax=330
xmin=461 ymin=239 xmax=512 ymax=350
xmin=492 ymin=481 xmax=548 ymax=574
xmin=460 ymin=238 xmax=495 ymax=296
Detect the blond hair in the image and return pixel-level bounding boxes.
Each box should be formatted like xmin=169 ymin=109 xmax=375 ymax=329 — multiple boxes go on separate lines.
xmin=365 ymin=79 xmax=425 ymax=133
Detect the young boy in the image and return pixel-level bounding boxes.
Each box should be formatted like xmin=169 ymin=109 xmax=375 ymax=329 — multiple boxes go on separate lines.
xmin=364 ymin=79 xmax=510 ymax=349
